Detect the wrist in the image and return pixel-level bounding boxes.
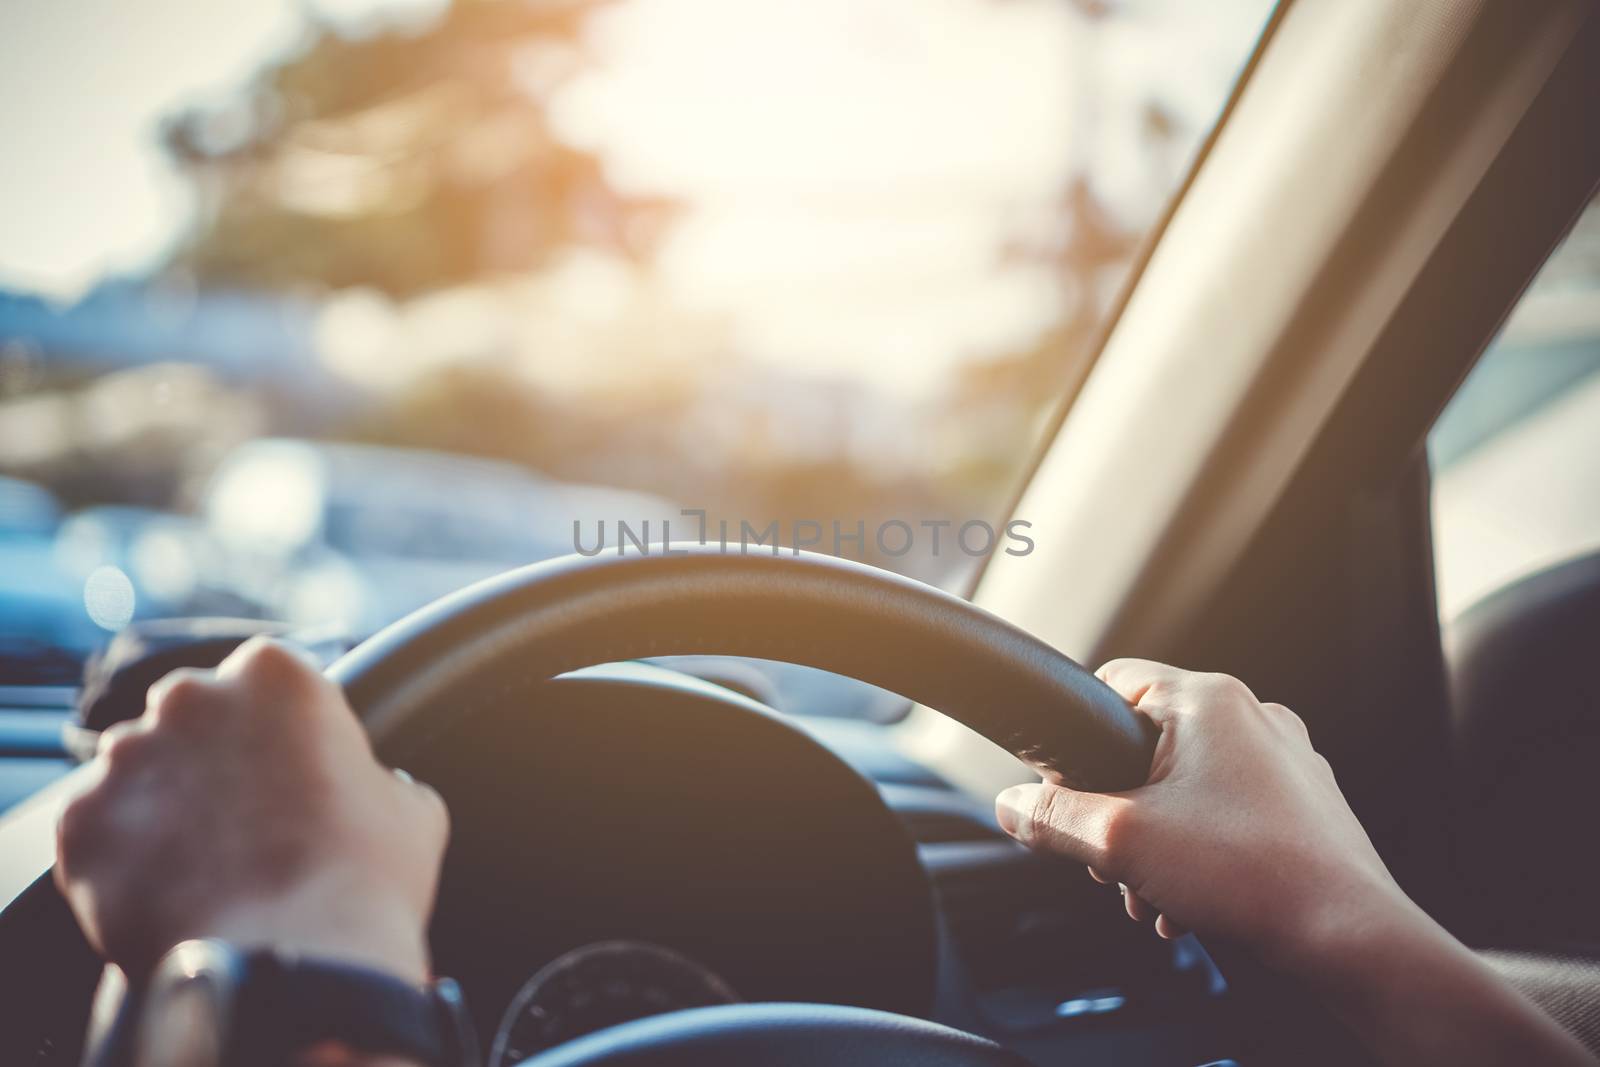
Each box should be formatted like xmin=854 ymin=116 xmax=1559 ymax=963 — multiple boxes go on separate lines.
xmin=125 ymin=940 xmax=475 ymax=1067
xmin=1262 ymin=869 xmax=1427 ymax=982
xmin=1272 ymin=874 xmax=1447 ymax=994
xmin=1258 ymin=874 xmax=1596 ymax=1065
xmin=201 ymin=882 xmax=432 ymax=986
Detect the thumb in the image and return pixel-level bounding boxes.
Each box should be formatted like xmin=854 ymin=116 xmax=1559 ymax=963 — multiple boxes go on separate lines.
xmin=995 ymin=783 xmax=1132 ymax=872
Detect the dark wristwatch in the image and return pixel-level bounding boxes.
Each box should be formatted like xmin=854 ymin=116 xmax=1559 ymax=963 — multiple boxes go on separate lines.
xmin=123 ymin=939 xmax=479 ymax=1067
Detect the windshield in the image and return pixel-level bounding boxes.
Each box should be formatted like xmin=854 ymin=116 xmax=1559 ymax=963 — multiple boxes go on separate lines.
xmin=0 ymin=0 xmax=1274 ymax=693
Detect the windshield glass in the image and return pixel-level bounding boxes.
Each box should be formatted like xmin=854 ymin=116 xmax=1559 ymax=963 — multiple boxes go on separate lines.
xmin=0 ymin=0 xmax=1274 ymax=691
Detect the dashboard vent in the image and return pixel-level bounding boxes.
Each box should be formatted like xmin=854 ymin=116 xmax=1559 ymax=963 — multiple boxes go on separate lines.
xmin=898 ymin=808 xmax=1004 ymax=844
xmin=880 ymin=783 xmax=1004 ymax=845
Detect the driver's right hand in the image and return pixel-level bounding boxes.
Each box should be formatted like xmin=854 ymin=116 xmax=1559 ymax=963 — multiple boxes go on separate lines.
xmin=994 ymin=659 xmax=1406 ymax=970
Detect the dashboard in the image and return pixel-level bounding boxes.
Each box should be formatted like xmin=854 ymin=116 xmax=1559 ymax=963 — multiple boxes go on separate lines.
xmin=487 ymin=940 xmax=737 ymax=1065
xmin=0 ymin=663 xmax=1237 ymax=1066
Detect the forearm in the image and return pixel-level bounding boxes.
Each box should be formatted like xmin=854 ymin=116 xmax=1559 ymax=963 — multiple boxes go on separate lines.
xmin=1296 ymin=895 xmax=1594 ymax=1066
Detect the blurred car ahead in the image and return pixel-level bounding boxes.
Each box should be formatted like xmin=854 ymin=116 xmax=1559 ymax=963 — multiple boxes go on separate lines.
xmin=52 ymin=505 xmax=250 ymax=620
xmin=200 ymin=439 xmax=675 ymax=636
xmin=0 ymin=478 xmax=99 ymax=684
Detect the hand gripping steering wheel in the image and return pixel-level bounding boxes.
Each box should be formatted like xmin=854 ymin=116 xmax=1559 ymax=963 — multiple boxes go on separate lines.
xmin=327 ymin=546 xmax=1158 ymax=1067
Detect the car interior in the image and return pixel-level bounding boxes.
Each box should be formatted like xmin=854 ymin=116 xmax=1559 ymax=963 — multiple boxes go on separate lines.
xmin=2 ymin=0 xmax=1600 ymax=1064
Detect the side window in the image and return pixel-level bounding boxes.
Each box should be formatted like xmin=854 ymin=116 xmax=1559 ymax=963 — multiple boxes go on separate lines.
xmin=1429 ymin=195 xmax=1600 ymax=621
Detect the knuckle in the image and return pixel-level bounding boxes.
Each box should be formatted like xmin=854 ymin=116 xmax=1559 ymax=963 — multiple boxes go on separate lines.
xmin=233 ymin=638 xmax=311 ymax=685
xmin=1180 ymin=673 xmax=1253 ymax=720
xmin=1101 ymin=799 xmax=1140 ymax=847
xmin=412 ymin=779 xmax=451 ymax=838
xmin=1096 ymin=659 xmax=1179 ymax=705
xmin=1264 ymin=702 xmax=1310 ymax=734
xmin=427 ymin=796 xmax=452 ymax=847
xmin=148 ymin=676 xmax=220 ymax=733
xmin=229 ymin=639 xmax=328 ymax=706
xmin=1140 ymin=677 xmax=1182 ymax=707
xmin=1094 ymin=658 xmax=1136 ymax=682
xmin=1199 ymin=672 xmax=1253 ymax=702
xmin=57 ymin=791 xmax=109 ymax=865
xmin=236 ymin=635 xmax=290 ymax=670
xmin=98 ymin=723 xmax=152 ymax=768
xmin=150 ymin=670 xmax=212 ymax=714
xmin=1097 ymin=826 xmax=1128 ymax=869
xmin=389 ymin=769 xmax=450 ymax=846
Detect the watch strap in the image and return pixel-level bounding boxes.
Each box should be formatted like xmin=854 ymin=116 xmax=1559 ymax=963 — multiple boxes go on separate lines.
xmin=229 ymin=949 xmax=476 ymax=1067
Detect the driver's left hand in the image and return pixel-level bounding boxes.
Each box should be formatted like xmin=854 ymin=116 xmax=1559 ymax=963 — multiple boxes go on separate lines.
xmin=55 ymin=637 xmax=448 ymax=984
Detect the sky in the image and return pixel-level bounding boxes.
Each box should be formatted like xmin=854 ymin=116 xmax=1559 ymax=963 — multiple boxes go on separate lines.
xmin=0 ymin=0 xmax=1271 ymax=393
xmin=547 ymin=0 xmax=1270 ymax=389
xmin=0 ymin=0 xmax=444 ymax=300
xmin=549 ymin=0 xmax=1088 ymax=384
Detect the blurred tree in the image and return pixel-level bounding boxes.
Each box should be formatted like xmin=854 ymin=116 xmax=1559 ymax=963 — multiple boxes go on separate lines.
xmin=149 ymin=0 xmax=1177 ymax=563
xmin=160 ymin=0 xmax=668 ymax=296
xmin=943 ymin=175 xmax=1142 ymax=496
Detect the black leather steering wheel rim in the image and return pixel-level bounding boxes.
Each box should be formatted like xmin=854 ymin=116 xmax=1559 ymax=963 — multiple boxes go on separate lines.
xmin=329 ymin=546 xmax=1157 ymax=791
xmin=325 ymin=547 xmax=1161 ymax=1067
xmin=517 ymin=1003 xmax=1029 ymax=1067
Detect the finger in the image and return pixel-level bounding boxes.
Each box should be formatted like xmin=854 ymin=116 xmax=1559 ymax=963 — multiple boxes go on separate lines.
xmin=1122 ymin=885 xmax=1156 ymax=923
xmin=95 ymin=719 xmax=145 ymax=758
xmin=216 ymin=638 xmax=329 ymax=708
xmin=217 ymin=634 xmax=319 ymax=675
xmin=145 ymin=667 xmax=216 ymax=716
xmin=995 ymin=783 xmax=1133 ymax=872
xmin=1087 ymin=865 xmax=1115 ymax=884
xmin=1154 ymin=914 xmax=1188 ymax=940
xmin=1095 ymin=659 xmax=1193 ymax=704
xmin=1094 ymin=660 xmax=1192 ymax=726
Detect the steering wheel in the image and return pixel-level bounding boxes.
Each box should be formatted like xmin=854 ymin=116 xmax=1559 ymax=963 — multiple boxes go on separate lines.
xmin=332 ymin=546 xmax=1155 ymax=787
xmin=326 ymin=546 xmax=1157 ymax=1066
